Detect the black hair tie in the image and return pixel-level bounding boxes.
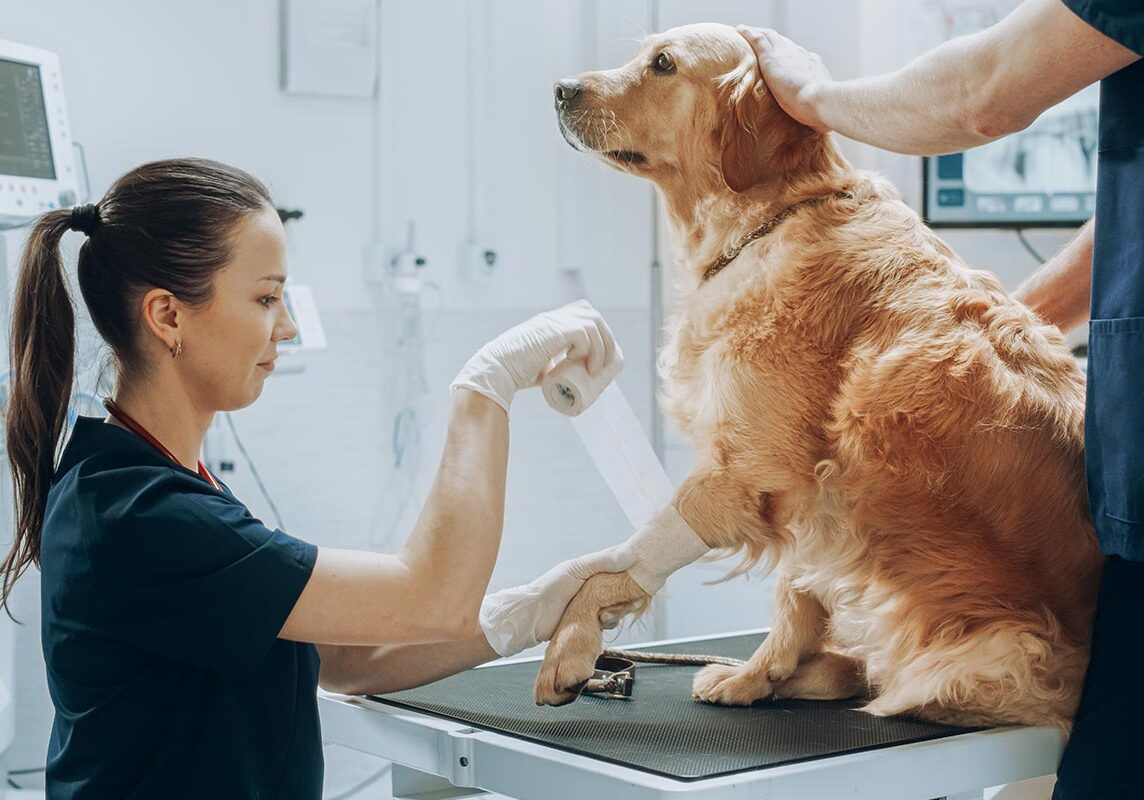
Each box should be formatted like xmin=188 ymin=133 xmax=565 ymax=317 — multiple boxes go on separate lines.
xmin=69 ymin=203 xmax=101 ymax=236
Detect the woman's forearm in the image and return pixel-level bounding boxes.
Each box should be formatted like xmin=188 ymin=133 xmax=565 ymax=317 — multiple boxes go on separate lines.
xmin=397 ymin=391 xmax=509 ymax=627
xmin=280 ymin=392 xmax=508 ymax=647
xmin=1013 ymin=220 xmax=1094 ymax=334
xmin=318 ymin=632 xmax=499 ymax=695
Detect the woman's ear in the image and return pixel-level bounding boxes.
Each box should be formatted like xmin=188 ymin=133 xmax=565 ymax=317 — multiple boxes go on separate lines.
xmin=140 ymin=288 xmax=182 ymax=352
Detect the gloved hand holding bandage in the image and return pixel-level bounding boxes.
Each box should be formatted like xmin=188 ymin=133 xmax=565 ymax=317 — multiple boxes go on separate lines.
xmin=451 ymin=300 xmax=621 ymax=413
xmin=480 ymin=545 xmax=635 ymax=658
xmin=618 ymin=504 xmax=711 ymax=595
xmin=541 ymin=351 xmax=625 ymax=416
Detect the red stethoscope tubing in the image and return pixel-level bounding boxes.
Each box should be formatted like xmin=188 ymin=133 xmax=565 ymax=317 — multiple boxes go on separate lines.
xmin=102 ymin=398 xmax=221 ymax=491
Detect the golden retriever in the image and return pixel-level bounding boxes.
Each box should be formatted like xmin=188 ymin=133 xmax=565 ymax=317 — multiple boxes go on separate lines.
xmin=538 ymin=23 xmax=1101 ymax=731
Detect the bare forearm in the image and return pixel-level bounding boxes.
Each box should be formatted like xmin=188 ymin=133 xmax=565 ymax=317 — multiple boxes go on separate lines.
xmin=318 ymin=632 xmax=499 ymax=695
xmin=1013 ymin=220 xmax=1094 ymax=334
xmin=760 ymin=0 xmax=1138 ymax=156
xmin=810 ymin=36 xmax=1001 ymax=155
xmin=399 ymin=391 xmax=509 ymax=621
xmin=281 ymin=393 xmax=508 ymax=646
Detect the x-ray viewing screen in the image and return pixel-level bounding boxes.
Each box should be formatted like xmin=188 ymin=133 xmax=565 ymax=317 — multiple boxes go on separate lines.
xmin=0 ymin=57 xmax=56 ymax=180
xmin=923 ymin=85 xmax=1097 ymax=227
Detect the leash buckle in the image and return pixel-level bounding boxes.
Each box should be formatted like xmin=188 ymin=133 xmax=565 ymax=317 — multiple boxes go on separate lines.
xmin=581 ymin=655 xmax=635 ymax=700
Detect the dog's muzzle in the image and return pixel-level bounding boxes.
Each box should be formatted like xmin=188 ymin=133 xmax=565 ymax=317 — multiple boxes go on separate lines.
xmin=554 ymin=79 xmax=582 ymax=110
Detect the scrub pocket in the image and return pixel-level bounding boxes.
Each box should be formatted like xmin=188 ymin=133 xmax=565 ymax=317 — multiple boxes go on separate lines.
xmin=1088 ymin=317 xmax=1144 ymax=524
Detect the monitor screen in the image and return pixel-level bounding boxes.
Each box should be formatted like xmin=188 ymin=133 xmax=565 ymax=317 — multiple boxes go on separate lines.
xmin=923 ymin=85 xmax=1098 ymax=228
xmin=0 ymin=56 xmax=57 ymax=180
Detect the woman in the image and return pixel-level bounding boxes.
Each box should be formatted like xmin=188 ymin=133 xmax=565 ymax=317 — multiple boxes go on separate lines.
xmin=1 ymin=158 xmax=629 ymax=797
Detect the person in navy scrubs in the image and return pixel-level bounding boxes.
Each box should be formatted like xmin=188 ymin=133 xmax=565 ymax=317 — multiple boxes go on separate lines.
xmin=1 ymin=158 xmax=629 ymax=798
xmin=739 ymin=0 xmax=1141 ymax=795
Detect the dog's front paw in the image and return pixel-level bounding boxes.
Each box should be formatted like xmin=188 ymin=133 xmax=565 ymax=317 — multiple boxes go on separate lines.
xmin=692 ymin=663 xmax=774 ymax=706
xmin=534 ymin=639 xmax=598 ymax=706
xmin=533 ymin=572 xmax=650 ymax=707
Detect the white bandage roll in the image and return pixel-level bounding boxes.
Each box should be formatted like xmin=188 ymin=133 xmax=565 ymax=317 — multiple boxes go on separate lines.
xmin=562 ymin=377 xmax=711 ymax=595
xmin=541 ymin=353 xmax=624 ymax=417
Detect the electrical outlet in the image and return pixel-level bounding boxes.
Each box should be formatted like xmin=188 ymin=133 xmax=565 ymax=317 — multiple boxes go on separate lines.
xmin=460 ymin=241 xmax=497 ymax=284
xmin=363 ymin=242 xmax=427 ymax=291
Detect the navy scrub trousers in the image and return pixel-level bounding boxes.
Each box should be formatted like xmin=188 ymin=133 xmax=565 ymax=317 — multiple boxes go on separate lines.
xmin=1054 ymin=1 xmax=1144 ymax=797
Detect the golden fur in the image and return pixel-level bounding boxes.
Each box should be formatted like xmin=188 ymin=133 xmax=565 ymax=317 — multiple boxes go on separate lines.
xmin=538 ymin=23 xmax=1101 ymax=730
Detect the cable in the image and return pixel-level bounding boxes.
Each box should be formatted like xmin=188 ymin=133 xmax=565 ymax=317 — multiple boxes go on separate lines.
xmin=73 ymin=140 xmax=92 ymax=203
xmin=1015 ymin=228 xmax=1046 ymax=264
xmin=222 ymin=413 xmax=285 ymax=530
xmin=323 ymin=761 xmax=391 ymax=800
xmin=5 ymin=765 xmax=47 ymax=791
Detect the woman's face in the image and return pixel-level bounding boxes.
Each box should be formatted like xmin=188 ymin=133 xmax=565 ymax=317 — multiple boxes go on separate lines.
xmin=180 ymin=205 xmax=298 ymax=412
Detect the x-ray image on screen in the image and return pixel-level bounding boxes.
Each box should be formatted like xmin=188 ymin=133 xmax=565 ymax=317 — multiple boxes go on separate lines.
xmin=924 ymin=85 xmax=1098 ymax=227
xmin=907 ymin=0 xmax=1097 ymax=227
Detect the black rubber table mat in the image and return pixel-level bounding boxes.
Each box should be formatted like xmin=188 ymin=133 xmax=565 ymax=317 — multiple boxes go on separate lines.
xmin=372 ymin=633 xmax=980 ymax=781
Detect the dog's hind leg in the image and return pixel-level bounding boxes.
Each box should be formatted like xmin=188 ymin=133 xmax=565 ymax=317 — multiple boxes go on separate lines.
xmin=693 ymin=570 xmax=828 ymax=705
xmin=772 ymin=651 xmax=867 ymax=701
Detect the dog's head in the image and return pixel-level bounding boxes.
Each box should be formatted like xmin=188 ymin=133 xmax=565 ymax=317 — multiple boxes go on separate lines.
xmin=555 ymin=23 xmax=820 ymax=195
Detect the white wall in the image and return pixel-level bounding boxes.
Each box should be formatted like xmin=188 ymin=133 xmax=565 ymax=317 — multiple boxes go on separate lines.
xmin=0 ymin=0 xmax=779 ymax=785
xmin=0 ymin=0 xmax=1084 ymax=791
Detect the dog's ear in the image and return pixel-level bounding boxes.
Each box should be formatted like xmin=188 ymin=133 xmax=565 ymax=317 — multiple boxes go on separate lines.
xmin=717 ymin=61 xmax=805 ymax=193
xmin=718 ymin=61 xmax=772 ymax=192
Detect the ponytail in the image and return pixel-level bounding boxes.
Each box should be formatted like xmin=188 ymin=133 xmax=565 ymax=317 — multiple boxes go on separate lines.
xmin=0 ymin=158 xmax=272 ymax=618
xmin=2 ymin=209 xmax=77 ymax=616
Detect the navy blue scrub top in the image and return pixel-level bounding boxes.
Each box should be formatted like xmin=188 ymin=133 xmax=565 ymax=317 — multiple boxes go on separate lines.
xmin=1061 ymin=0 xmax=1144 ymax=560
xmin=40 ymin=416 xmax=322 ymax=798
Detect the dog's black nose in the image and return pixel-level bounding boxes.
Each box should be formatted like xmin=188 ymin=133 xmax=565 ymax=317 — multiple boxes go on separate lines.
xmin=554 ymin=79 xmax=581 ymax=107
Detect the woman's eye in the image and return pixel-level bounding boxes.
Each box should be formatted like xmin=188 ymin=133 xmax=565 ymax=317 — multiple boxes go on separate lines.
xmin=261 ymin=295 xmax=280 ymax=306
xmin=653 ymin=52 xmax=675 ymax=74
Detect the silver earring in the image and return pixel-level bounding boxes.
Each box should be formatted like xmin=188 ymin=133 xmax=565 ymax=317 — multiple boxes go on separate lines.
xmin=170 ymin=341 xmax=182 ymax=359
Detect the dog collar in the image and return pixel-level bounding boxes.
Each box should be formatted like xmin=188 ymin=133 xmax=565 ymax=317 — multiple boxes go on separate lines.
xmin=700 ymin=191 xmax=853 ymax=283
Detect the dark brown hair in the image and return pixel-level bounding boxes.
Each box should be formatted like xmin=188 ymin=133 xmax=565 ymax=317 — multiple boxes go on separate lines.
xmin=2 ymin=158 xmax=272 ymax=616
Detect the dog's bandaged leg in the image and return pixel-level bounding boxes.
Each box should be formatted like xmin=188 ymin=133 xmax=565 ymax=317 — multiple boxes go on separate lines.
xmin=623 ymin=506 xmax=710 ymax=594
xmin=557 ymin=378 xmax=710 ymax=593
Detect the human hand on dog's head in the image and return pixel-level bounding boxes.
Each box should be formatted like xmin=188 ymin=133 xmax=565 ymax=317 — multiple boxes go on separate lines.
xmin=737 ymin=26 xmax=833 ymax=132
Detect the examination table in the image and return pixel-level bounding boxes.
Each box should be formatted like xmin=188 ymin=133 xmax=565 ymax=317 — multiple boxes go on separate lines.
xmin=319 ymin=630 xmax=1062 ymax=800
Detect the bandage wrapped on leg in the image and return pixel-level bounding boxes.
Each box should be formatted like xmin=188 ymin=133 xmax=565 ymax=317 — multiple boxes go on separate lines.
xmin=620 ymin=504 xmax=711 ymax=595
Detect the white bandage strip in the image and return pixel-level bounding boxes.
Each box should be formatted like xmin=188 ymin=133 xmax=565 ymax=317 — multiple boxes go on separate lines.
xmin=564 ymin=382 xmax=710 ymax=593
xmin=568 ymin=382 xmax=674 ymax=530
xmin=624 ymin=505 xmax=711 ymax=595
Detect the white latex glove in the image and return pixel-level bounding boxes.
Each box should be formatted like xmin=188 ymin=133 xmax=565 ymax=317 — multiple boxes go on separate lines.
xmin=451 ymin=300 xmax=619 ymax=413
xmin=479 ymin=545 xmax=636 ymax=658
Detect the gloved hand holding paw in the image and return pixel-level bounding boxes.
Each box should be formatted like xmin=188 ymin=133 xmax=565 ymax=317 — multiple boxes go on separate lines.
xmin=479 ymin=545 xmax=635 ymax=658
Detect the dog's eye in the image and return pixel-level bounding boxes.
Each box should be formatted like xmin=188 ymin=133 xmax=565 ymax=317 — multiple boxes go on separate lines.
xmin=653 ymin=51 xmax=676 ymax=75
